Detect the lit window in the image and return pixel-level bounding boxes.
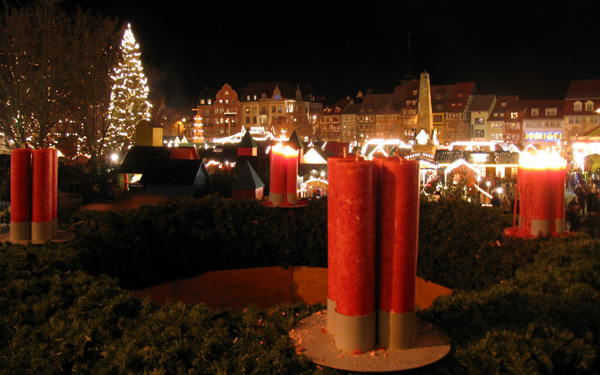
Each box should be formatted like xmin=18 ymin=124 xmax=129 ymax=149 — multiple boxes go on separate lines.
xmin=531 ymin=108 xmax=538 ymax=116
xmin=585 ymin=101 xmax=594 ymax=111
xmin=545 ymin=108 xmax=557 ymax=116
xmin=510 ymin=112 xmax=518 ymax=119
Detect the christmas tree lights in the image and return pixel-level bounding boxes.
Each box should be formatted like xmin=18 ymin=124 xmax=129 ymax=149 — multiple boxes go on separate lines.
xmin=106 ymin=23 xmax=151 ymax=154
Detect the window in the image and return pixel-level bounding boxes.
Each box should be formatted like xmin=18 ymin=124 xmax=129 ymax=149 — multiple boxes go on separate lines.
xmin=434 ymin=115 xmax=443 ymax=123
xmin=531 ymin=108 xmax=538 ymax=116
xmin=585 ymin=101 xmax=594 ymax=111
xmin=474 ymin=117 xmax=484 ymax=125
xmin=574 ymin=101 xmax=582 ymax=111
xmin=510 ymin=112 xmax=518 ymax=119
xmin=545 ymin=108 xmax=557 ymax=116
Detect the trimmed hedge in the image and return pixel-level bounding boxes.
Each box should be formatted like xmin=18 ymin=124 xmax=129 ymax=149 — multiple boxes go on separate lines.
xmin=1 ymin=195 xmax=599 ymax=374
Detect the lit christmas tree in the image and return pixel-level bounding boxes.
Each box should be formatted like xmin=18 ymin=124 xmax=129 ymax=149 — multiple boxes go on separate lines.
xmin=106 ymin=23 xmax=152 ymax=154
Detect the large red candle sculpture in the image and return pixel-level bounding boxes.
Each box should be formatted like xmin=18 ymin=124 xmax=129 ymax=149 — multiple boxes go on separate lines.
xmin=51 ymin=148 xmax=58 ymax=236
xmin=334 ymin=159 xmax=378 ymax=353
xmin=10 ymin=149 xmax=32 ymax=241
xmin=32 ymin=149 xmax=54 ymax=242
xmin=284 ymin=145 xmax=299 ymax=205
xmin=377 ymin=158 xmax=420 ymax=349
xmin=269 ymin=143 xmax=286 ymax=206
xmin=506 ymin=152 xmax=566 ymax=238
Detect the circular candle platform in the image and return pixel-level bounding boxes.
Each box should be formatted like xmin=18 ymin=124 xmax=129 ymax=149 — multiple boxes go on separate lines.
xmin=289 ymin=310 xmax=450 ymax=372
xmin=0 ymin=229 xmax=75 ymax=245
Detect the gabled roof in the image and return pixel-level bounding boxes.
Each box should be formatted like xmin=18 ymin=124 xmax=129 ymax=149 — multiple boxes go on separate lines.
xmin=240 ymin=82 xmax=317 ymax=102
xmin=471 ymin=94 xmax=496 ymax=112
xmin=238 ymin=131 xmax=258 ymax=148
xmin=287 ymin=130 xmax=304 ymax=150
xmin=566 ymin=80 xmax=600 ymax=99
xmin=341 ymin=103 xmax=362 ymax=115
xmin=489 ymin=96 xmax=519 ymax=121
xmin=170 ymin=147 xmax=200 ymax=160
xmin=117 ymin=146 xmax=173 ymax=174
xmin=232 ymin=161 xmax=264 ymax=190
xmin=140 ymin=159 xmax=208 ymax=185
xmin=431 ymin=84 xmax=455 ymax=112
xmin=445 ymin=82 xmax=477 ymax=113
xmin=360 ymin=94 xmax=392 ymax=114
xmin=521 ymin=99 xmax=564 ymax=120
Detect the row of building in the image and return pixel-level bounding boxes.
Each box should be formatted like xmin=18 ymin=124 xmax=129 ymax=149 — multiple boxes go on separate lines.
xmin=162 ymin=74 xmax=600 ymax=149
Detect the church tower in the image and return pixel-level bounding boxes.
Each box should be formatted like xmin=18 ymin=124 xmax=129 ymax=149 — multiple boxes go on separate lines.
xmin=415 ymin=71 xmax=435 ymax=150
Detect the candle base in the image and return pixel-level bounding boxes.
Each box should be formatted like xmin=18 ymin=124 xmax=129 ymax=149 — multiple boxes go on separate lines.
xmin=377 ymin=310 xmax=416 ymax=350
xmin=327 ymin=298 xmax=336 ymax=334
xmin=334 ymin=311 xmax=376 ymax=353
xmin=554 ymin=218 xmax=565 ymax=235
xmin=531 ymin=219 xmax=550 ymax=237
xmin=32 ymin=221 xmax=53 ymax=242
xmin=10 ymin=221 xmax=31 ymax=242
xmin=270 ymin=193 xmax=284 ymax=206
xmin=286 ymin=192 xmax=298 ymax=205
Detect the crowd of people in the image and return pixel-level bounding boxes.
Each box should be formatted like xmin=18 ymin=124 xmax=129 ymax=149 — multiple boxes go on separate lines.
xmin=566 ymin=177 xmax=600 ymax=238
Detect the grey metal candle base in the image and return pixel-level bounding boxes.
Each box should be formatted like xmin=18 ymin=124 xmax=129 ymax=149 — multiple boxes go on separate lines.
xmin=531 ymin=219 xmax=550 ymax=237
xmin=32 ymin=221 xmax=52 ymax=242
xmin=290 ymin=310 xmax=450 ymax=372
xmin=326 ymin=298 xmax=336 ymax=334
xmin=1 ymin=229 xmax=75 ymax=245
xmin=555 ymin=218 xmax=564 ymax=235
xmin=377 ymin=310 xmax=415 ymax=350
xmin=334 ymin=311 xmax=376 ymax=353
xmin=286 ymin=193 xmax=297 ymax=205
xmin=9 ymin=221 xmax=31 ymax=242
xmin=270 ymin=193 xmax=284 ymax=206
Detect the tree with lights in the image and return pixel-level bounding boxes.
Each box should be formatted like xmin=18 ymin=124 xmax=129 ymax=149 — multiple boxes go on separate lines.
xmin=105 ymin=23 xmax=152 ymax=155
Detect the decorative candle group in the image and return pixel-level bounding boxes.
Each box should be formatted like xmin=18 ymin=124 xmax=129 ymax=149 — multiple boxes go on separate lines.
xmin=328 ymin=156 xmax=420 ymax=353
xmin=508 ymin=152 xmax=566 ymax=238
xmin=269 ymin=143 xmax=299 ymax=206
xmin=10 ymin=148 xmax=59 ymax=242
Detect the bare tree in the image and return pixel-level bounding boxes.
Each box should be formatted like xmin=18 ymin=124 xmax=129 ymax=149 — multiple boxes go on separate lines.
xmin=0 ymin=0 xmax=119 ymax=158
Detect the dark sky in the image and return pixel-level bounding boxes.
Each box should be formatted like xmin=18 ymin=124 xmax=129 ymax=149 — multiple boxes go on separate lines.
xmin=72 ymin=1 xmax=600 ymax=107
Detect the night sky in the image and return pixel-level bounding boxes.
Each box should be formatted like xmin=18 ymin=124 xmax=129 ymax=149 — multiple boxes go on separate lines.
xmin=72 ymin=1 xmax=600 ymax=107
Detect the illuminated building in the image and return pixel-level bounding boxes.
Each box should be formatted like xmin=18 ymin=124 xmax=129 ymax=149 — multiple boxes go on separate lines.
xmin=239 ymin=82 xmax=323 ymax=140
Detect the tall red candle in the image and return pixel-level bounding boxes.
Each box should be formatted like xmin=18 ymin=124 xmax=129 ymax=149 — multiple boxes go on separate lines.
xmin=378 ymin=158 xmax=420 ymax=313
xmin=269 ymin=143 xmax=285 ymax=206
xmin=51 ymin=148 xmax=58 ymax=236
xmin=10 ymin=148 xmax=32 ymax=241
xmin=284 ymin=145 xmax=298 ymax=205
xmin=32 ymin=148 xmax=53 ymax=241
xmin=530 ymin=168 xmax=551 ymax=236
xmin=335 ymin=160 xmax=378 ymax=317
xmin=551 ymin=164 xmax=565 ymax=235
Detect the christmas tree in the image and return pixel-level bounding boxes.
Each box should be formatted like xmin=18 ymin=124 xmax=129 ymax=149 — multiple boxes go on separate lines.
xmin=106 ymin=23 xmax=151 ymax=154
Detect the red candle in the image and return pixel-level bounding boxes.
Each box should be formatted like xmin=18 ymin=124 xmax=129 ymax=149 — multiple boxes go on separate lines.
xmin=551 ymin=165 xmax=565 ymax=235
xmin=530 ymin=168 xmax=551 ymax=236
xmin=51 ymin=148 xmax=58 ymax=236
xmin=284 ymin=145 xmax=298 ymax=205
xmin=10 ymin=149 xmax=32 ymax=223
xmin=10 ymin=148 xmax=32 ymax=241
xmin=378 ymin=158 xmax=420 ymax=313
xmin=32 ymin=148 xmax=53 ymax=241
xmin=335 ymin=160 xmax=378 ymax=317
xmin=269 ymin=143 xmax=286 ymax=205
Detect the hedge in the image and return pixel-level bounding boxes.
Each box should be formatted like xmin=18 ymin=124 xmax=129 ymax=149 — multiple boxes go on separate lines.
xmin=0 ymin=195 xmax=598 ymax=374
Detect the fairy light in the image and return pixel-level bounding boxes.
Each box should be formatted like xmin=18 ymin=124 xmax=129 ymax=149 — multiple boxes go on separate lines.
xmin=106 ymin=23 xmax=152 ymax=154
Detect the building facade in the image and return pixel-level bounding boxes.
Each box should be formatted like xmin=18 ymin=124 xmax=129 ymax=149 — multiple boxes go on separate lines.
xmin=239 ymin=82 xmax=322 ymax=140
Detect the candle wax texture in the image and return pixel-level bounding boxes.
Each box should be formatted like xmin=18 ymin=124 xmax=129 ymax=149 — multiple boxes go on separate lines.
xmin=32 ymin=149 xmax=53 ymax=223
xmin=335 ymin=160 xmax=378 ymax=317
xmin=269 ymin=144 xmax=286 ymax=194
xmin=10 ymin=149 xmax=32 ymax=223
xmin=378 ymin=158 xmax=420 ymax=313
